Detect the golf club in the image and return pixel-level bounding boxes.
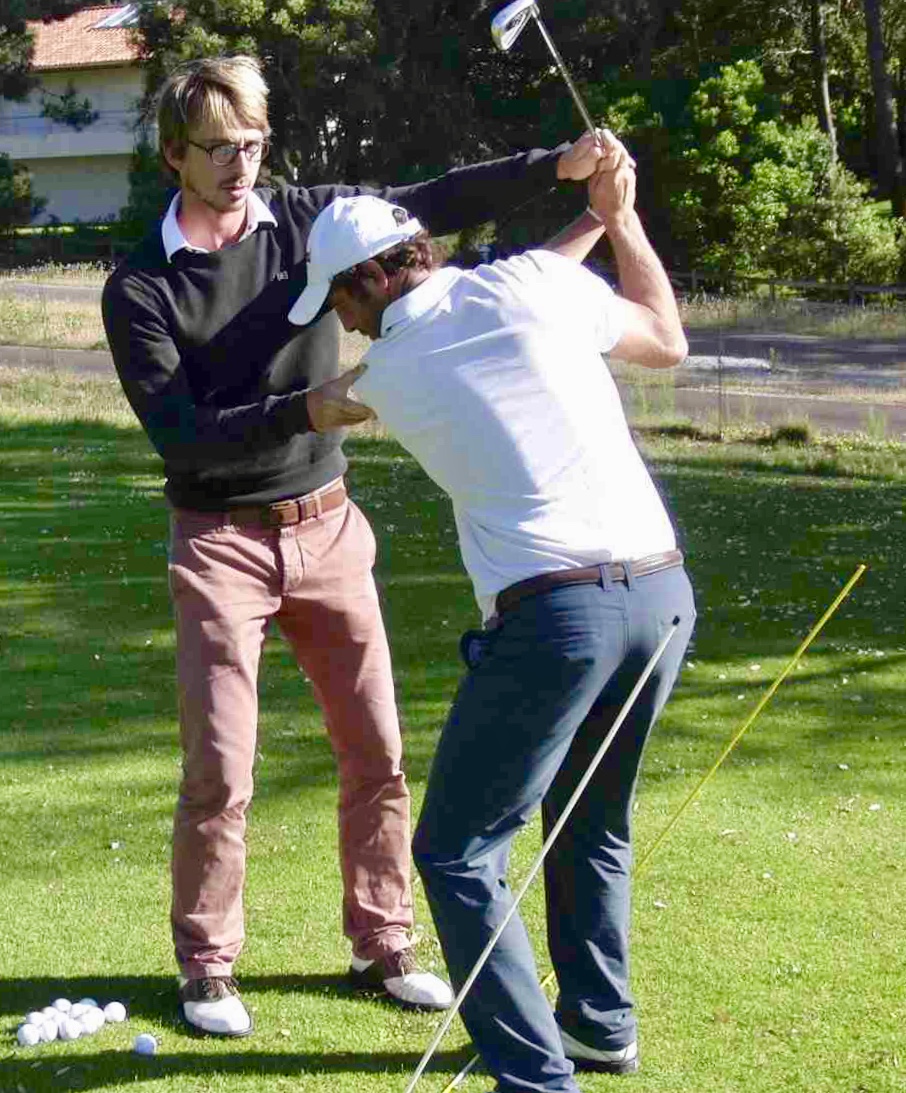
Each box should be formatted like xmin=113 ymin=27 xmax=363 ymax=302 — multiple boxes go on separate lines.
xmin=491 ymin=0 xmax=600 ymax=143
xmin=402 ymin=616 xmax=682 ymax=1093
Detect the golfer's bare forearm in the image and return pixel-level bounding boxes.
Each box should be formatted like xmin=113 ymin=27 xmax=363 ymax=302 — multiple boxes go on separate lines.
xmin=543 ymin=210 xmax=606 ymax=262
xmin=607 ymin=211 xmax=687 ymax=367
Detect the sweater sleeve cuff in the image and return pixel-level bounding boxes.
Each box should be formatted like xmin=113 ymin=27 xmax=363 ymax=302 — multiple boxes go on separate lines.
xmin=286 ymin=389 xmax=313 ymax=434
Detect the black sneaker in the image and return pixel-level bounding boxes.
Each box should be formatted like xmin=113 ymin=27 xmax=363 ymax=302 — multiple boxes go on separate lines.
xmin=559 ymin=1025 xmax=640 ymax=1074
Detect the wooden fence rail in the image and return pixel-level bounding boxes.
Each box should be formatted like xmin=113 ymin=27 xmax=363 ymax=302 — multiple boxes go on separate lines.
xmin=669 ymin=269 xmax=906 ymax=303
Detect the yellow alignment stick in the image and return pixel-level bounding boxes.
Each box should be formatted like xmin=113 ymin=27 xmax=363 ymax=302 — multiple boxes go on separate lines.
xmin=634 ymin=561 xmax=867 ymax=876
xmin=438 ymin=562 xmax=867 ymax=1093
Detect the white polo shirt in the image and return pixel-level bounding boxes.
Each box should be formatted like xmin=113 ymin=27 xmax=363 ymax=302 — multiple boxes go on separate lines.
xmin=356 ymin=250 xmax=677 ymax=619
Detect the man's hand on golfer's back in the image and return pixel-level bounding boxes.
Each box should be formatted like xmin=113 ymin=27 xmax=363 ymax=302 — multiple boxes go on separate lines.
xmin=307 ymin=363 xmax=376 ymax=432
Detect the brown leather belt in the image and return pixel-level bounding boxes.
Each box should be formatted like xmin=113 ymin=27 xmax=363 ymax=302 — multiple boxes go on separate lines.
xmin=496 ymin=549 xmax=684 ymax=615
xmin=225 ymin=481 xmax=347 ymax=529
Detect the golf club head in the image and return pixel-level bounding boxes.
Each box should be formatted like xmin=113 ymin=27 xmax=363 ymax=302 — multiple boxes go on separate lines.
xmin=491 ymin=0 xmax=538 ymax=52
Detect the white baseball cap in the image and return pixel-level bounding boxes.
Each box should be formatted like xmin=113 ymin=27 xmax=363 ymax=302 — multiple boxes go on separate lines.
xmin=288 ymin=195 xmax=423 ymax=326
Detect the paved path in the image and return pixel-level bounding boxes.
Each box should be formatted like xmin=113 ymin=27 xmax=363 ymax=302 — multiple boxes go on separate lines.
xmin=0 ymin=343 xmax=116 ymax=375
xmin=687 ymin=329 xmax=906 ymax=370
xmin=3 ymin=287 xmax=906 ymax=437
xmin=672 ymin=386 xmax=906 ymax=439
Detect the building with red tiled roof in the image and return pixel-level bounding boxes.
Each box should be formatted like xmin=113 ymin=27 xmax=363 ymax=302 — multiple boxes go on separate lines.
xmin=30 ymin=4 xmax=141 ymax=70
xmin=0 ymin=4 xmax=146 ymax=223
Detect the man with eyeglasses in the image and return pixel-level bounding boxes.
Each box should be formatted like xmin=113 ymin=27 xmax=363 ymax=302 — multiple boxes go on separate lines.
xmin=102 ymin=54 xmax=604 ymax=1040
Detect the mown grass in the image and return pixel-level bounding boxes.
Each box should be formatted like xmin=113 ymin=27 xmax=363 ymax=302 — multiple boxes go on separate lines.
xmin=0 ymin=294 xmax=109 ymax=351
xmin=0 ymin=369 xmax=903 ymax=1092
xmin=0 ymin=262 xmax=113 ymax=286
xmin=3 ymin=264 xmax=906 ymax=349
xmin=679 ymin=291 xmax=906 ymax=338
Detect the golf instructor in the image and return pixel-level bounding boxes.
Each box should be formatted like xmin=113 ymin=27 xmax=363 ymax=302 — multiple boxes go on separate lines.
xmin=290 ymin=131 xmax=695 ymax=1089
xmin=101 ymin=54 xmax=603 ymax=1038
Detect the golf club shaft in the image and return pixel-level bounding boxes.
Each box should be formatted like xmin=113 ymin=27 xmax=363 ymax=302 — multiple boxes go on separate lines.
xmin=531 ymin=12 xmax=600 ymax=142
xmin=439 ymin=563 xmax=867 ymax=1093
xmin=404 ymin=617 xmax=681 ymax=1093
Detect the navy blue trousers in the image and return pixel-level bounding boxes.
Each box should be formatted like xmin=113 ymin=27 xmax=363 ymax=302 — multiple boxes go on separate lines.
xmin=413 ymin=566 xmax=695 ymax=1093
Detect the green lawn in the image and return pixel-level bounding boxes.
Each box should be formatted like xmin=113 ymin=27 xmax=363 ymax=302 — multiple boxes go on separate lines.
xmin=0 ymin=370 xmax=903 ymax=1092
xmin=3 ymin=263 xmax=906 ymax=349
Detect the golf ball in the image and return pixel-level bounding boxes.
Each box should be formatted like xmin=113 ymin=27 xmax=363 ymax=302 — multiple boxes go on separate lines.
xmin=25 ymin=1011 xmax=46 ymax=1026
xmin=17 ymin=1023 xmax=41 ymax=1047
xmin=77 ymin=997 xmax=99 ymax=1008
xmin=39 ymin=1020 xmax=58 ymax=1042
xmin=52 ymin=998 xmax=72 ymax=1013
xmin=133 ymin=1032 xmax=157 ymax=1056
xmin=41 ymin=1006 xmax=60 ymax=1021
xmin=58 ymin=1017 xmax=82 ymax=1041
xmin=79 ymin=1008 xmax=105 ymax=1035
xmin=70 ymin=1002 xmax=89 ymax=1019
xmin=103 ymin=1000 xmax=127 ymax=1022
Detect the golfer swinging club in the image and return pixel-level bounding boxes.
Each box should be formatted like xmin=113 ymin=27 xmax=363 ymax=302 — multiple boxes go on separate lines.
xmin=294 ymin=130 xmax=696 ymax=1091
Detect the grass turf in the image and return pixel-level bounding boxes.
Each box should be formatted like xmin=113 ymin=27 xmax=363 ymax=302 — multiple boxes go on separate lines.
xmin=3 ymin=263 xmax=906 ymax=350
xmin=0 ymin=370 xmax=903 ymax=1092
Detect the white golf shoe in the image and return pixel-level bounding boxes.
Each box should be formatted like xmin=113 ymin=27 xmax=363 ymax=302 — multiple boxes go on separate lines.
xmin=178 ymin=975 xmax=253 ymax=1037
xmin=558 ymin=1025 xmax=640 ymax=1075
xmin=349 ymin=948 xmax=454 ymax=1010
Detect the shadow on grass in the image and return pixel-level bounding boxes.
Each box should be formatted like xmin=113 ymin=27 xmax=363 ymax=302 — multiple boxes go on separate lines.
xmin=0 ymin=974 xmax=474 ymax=1089
xmin=0 ymin=972 xmax=447 ymax=1022
xmin=0 ymin=1049 xmax=475 ymax=1090
xmin=2 ymin=423 xmax=905 ymax=797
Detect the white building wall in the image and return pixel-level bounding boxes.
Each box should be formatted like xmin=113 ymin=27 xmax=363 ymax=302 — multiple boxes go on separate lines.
xmin=25 ymin=153 xmax=132 ymax=223
xmin=0 ymin=65 xmax=143 ymax=158
xmin=0 ymin=64 xmax=146 ymax=222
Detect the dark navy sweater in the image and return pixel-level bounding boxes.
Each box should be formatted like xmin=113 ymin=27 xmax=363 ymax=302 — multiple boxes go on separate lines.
xmin=102 ymin=149 xmax=567 ymax=509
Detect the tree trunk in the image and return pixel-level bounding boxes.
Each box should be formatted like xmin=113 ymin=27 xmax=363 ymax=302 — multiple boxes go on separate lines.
xmin=862 ymin=0 xmax=906 ymax=214
xmin=809 ymin=0 xmax=837 ymax=161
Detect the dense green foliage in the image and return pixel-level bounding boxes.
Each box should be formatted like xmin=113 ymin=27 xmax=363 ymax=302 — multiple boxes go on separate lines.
xmin=117 ymin=138 xmax=173 ymax=237
xmin=39 ymin=81 xmax=99 ymax=130
xmin=0 ymin=0 xmax=107 ymax=124
xmin=0 ymin=153 xmax=45 ymax=232
xmin=5 ymin=0 xmax=906 ymax=280
xmin=668 ymin=61 xmax=904 ymax=281
xmin=127 ymin=0 xmax=906 ymax=282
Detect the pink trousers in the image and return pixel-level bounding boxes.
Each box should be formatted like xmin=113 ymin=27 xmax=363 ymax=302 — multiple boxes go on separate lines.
xmin=167 ymin=486 xmax=412 ymax=977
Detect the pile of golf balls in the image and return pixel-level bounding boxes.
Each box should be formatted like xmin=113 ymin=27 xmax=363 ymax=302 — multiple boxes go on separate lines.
xmin=15 ymin=997 xmax=128 ymax=1047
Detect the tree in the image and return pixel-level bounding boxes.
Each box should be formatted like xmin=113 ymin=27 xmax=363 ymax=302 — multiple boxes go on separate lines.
xmin=136 ymin=0 xmax=494 ymax=185
xmin=0 ymin=0 xmax=37 ymax=102
xmin=670 ymin=60 xmax=902 ymax=282
xmin=862 ymin=0 xmax=906 ymax=213
xmin=1 ymin=0 xmax=103 ymax=120
xmin=0 ymin=153 xmax=46 ymax=232
xmin=809 ymin=0 xmax=837 ymax=158
xmin=40 ymin=81 xmax=99 ymax=128
xmin=117 ymin=135 xmax=172 ymax=235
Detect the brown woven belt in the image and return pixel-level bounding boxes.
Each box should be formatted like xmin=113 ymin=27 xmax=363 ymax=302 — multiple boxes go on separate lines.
xmin=496 ymin=549 xmax=684 ymax=615
xmin=225 ymin=481 xmax=347 ymax=529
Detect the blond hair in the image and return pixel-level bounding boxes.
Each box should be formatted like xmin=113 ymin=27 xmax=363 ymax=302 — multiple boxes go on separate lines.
xmin=157 ymin=55 xmax=271 ymax=160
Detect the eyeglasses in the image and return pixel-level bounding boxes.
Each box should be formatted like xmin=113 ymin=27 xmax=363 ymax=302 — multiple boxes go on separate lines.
xmin=187 ymin=139 xmax=270 ymax=167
